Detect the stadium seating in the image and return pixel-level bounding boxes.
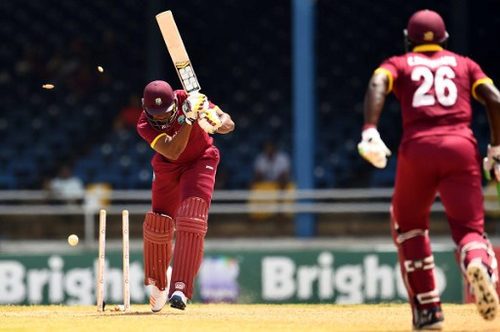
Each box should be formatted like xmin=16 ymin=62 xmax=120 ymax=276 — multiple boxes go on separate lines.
xmin=0 ymin=0 xmax=496 ymax=190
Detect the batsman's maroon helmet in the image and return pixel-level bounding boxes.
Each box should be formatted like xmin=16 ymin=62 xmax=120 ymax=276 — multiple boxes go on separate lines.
xmin=142 ymin=80 xmax=176 ymax=116
xmin=405 ymin=10 xmax=449 ymax=45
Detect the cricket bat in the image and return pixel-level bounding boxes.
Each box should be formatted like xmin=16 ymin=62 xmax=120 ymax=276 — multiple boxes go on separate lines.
xmin=156 ymin=10 xmax=201 ymax=94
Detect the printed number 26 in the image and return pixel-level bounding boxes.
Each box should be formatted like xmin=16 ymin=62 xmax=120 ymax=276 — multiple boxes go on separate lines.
xmin=412 ymin=66 xmax=457 ymax=107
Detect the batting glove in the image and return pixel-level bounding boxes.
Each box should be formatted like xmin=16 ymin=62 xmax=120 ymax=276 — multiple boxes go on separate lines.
xmin=198 ymin=106 xmax=223 ymax=134
xmin=483 ymin=144 xmax=500 ymax=181
xmin=182 ymin=93 xmax=208 ymax=125
xmin=357 ymin=127 xmax=392 ymax=169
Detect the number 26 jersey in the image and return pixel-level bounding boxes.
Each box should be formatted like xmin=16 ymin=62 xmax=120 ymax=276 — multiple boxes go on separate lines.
xmin=376 ymin=44 xmax=493 ymax=143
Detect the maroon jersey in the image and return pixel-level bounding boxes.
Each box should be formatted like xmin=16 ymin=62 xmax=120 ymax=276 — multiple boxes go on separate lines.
xmin=377 ymin=45 xmax=493 ymax=142
xmin=137 ymin=90 xmax=214 ymax=165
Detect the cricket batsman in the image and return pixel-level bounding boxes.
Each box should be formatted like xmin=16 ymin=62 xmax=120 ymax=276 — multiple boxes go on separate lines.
xmin=137 ymin=80 xmax=235 ymax=312
xmin=358 ymin=9 xmax=500 ymax=330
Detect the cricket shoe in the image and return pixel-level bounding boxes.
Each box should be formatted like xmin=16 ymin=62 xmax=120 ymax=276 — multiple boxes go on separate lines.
xmin=412 ymin=306 xmax=444 ymax=330
xmin=466 ymin=259 xmax=499 ymax=321
xmin=149 ymin=285 xmax=168 ymax=313
xmin=169 ymin=290 xmax=188 ymax=310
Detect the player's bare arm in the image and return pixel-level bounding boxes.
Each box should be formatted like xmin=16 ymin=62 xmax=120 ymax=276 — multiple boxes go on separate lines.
xmin=215 ymin=107 xmax=235 ymax=134
xmin=476 ymin=83 xmax=500 ymax=145
xmin=478 ymin=82 xmax=500 ymax=182
xmin=357 ymin=71 xmax=392 ymax=169
xmin=152 ymin=124 xmax=193 ymax=161
xmin=363 ymin=72 xmax=389 ymax=126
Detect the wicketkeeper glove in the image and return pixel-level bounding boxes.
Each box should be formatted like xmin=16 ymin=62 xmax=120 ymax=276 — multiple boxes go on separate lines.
xmin=483 ymin=144 xmax=500 ymax=181
xmin=198 ymin=106 xmax=223 ymax=134
xmin=182 ymin=93 xmax=208 ymax=125
xmin=357 ymin=127 xmax=392 ymax=169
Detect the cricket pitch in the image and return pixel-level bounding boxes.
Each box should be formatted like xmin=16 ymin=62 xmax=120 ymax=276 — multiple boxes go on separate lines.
xmin=0 ymin=303 xmax=498 ymax=331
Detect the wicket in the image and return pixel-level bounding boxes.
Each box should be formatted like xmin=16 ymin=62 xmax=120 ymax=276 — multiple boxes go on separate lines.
xmin=96 ymin=209 xmax=130 ymax=312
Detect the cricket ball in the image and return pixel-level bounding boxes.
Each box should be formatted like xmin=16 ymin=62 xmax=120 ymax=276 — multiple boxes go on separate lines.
xmin=68 ymin=234 xmax=79 ymax=246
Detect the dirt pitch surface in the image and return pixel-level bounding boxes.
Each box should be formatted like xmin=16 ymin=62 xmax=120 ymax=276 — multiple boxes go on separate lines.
xmin=0 ymin=303 xmax=498 ymax=332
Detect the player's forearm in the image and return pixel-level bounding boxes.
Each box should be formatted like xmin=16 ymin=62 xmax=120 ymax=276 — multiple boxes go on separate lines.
xmin=363 ymin=73 xmax=388 ymax=127
xmin=216 ymin=112 xmax=235 ymax=134
xmin=477 ymin=84 xmax=500 ymax=145
xmin=487 ymin=104 xmax=500 ymax=146
xmin=154 ymin=124 xmax=193 ymax=160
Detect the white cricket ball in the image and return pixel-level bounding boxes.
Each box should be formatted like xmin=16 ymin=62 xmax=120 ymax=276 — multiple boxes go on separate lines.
xmin=67 ymin=234 xmax=79 ymax=246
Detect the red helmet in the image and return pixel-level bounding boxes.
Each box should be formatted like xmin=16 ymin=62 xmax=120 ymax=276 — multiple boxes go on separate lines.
xmin=405 ymin=9 xmax=449 ymax=44
xmin=142 ymin=80 xmax=176 ymax=116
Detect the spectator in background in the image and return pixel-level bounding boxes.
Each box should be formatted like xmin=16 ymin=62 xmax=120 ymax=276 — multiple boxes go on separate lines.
xmin=253 ymin=141 xmax=291 ymax=189
xmin=114 ymin=93 xmax=143 ymax=130
xmin=250 ymin=141 xmax=293 ymax=223
xmin=46 ymin=164 xmax=85 ymax=205
xmin=358 ymin=9 xmax=499 ymax=329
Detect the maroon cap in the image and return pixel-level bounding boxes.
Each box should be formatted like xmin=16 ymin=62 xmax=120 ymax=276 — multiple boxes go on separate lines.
xmin=142 ymin=80 xmax=175 ymax=115
xmin=406 ymin=10 xmax=448 ymax=44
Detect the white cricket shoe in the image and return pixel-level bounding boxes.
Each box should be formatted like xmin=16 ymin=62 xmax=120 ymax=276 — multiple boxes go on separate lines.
xmin=466 ymin=259 xmax=499 ymax=321
xmin=149 ymin=285 xmax=168 ymax=313
xmin=169 ymin=290 xmax=188 ymax=310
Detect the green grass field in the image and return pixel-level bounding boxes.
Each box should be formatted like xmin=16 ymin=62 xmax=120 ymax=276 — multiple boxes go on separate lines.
xmin=0 ymin=303 xmax=498 ymax=332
